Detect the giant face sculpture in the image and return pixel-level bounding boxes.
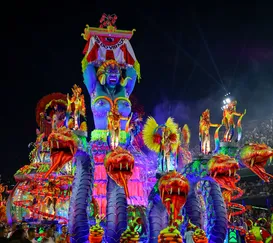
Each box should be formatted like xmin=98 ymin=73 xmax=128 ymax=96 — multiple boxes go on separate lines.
xmin=105 ymin=64 xmax=121 ymax=88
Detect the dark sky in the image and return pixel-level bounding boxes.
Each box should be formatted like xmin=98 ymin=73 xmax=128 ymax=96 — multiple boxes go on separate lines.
xmin=4 ymin=1 xmax=273 ymax=180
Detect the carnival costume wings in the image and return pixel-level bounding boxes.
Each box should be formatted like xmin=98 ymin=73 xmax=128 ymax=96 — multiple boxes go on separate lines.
xmin=181 ymin=124 xmax=190 ymax=146
xmin=177 ymin=124 xmax=192 ymax=169
xmin=142 ymin=117 xmax=180 ymax=153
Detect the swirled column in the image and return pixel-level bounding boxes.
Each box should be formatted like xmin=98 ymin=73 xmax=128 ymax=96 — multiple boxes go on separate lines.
xmin=68 ymin=150 xmax=94 ymax=243
xmin=106 ymin=177 xmax=128 ymax=243
xmin=201 ymin=180 xmax=228 ymax=243
xmin=147 ymin=186 xmax=168 ymax=243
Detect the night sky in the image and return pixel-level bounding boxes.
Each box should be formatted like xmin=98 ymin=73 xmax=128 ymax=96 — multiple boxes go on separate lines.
xmin=4 ymin=1 xmax=273 ymax=181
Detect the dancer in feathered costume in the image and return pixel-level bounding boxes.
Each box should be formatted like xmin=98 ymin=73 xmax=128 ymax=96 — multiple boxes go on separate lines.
xmin=221 ymin=101 xmax=246 ymax=142
xmin=177 ymin=125 xmax=192 ymax=170
xmin=143 ymin=117 xmax=180 ymax=172
xmin=199 ymin=109 xmax=221 ymax=154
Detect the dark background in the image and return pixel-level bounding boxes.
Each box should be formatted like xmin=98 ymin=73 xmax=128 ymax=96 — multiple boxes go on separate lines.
xmin=4 ymin=1 xmax=273 ymax=180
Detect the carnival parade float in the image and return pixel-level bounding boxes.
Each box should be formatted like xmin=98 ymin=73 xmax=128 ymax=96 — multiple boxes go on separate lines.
xmin=6 ymin=14 xmax=273 ymax=243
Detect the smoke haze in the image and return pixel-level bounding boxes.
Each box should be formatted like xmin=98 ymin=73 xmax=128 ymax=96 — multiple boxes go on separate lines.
xmin=152 ymin=48 xmax=273 ymax=147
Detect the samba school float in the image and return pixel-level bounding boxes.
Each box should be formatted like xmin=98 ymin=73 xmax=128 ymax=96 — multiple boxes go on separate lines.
xmin=6 ymin=14 xmax=273 ymax=243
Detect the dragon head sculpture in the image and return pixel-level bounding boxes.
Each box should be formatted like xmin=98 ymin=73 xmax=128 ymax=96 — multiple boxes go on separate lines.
xmin=44 ymin=127 xmax=79 ymax=178
xmin=208 ymin=154 xmax=239 ymax=190
xmin=239 ymin=143 xmax=273 ymax=182
xmin=158 ymin=171 xmax=189 ymax=223
xmin=104 ymin=147 xmax=135 ymax=198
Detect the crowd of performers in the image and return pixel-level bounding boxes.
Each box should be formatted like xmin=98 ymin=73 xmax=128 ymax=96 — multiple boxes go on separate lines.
xmin=1 ymin=13 xmax=273 ymax=243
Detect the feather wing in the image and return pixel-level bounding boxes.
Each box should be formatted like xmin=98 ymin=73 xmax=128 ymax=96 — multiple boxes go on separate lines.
xmin=165 ymin=117 xmax=180 ymax=152
xmin=143 ymin=116 xmax=161 ymax=152
xmin=181 ymin=124 xmax=190 ymax=145
xmin=165 ymin=117 xmax=178 ymax=134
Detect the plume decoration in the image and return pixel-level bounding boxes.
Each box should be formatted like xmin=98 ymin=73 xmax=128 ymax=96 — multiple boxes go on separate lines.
xmin=165 ymin=117 xmax=180 ymax=153
xmin=181 ymin=124 xmax=190 ymax=145
xmin=81 ymin=55 xmax=88 ymax=73
xmin=143 ymin=116 xmax=161 ymax=153
xmin=80 ymin=121 xmax=88 ymax=132
xmin=134 ymin=60 xmax=141 ymax=82
xmin=165 ymin=117 xmax=178 ymax=132
xmin=214 ymin=124 xmax=222 ymax=153
xmin=237 ymin=109 xmax=246 ymax=142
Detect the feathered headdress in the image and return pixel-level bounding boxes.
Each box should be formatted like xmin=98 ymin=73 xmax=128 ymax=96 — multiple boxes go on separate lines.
xmin=180 ymin=124 xmax=190 ymax=146
xmin=201 ymin=109 xmax=210 ymax=120
xmin=96 ymin=60 xmax=129 ymax=87
xmin=164 ymin=117 xmax=180 ymax=152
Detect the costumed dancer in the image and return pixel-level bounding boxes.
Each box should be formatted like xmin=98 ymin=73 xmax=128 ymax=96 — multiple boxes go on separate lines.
xmin=199 ymin=109 xmax=220 ymax=154
xmin=66 ymin=84 xmax=86 ymax=130
xmin=143 ymin=117 xmax=180 ymax=172
xmin=107 ymin=102 xmax=132 ymax=150
xmin=177 ymin=124 xmax=192 ymax=170
xmin=222 ymin=100 xmax=246 ymax=142
xmin=56 ymin=225 xmax=70 ymax=243
xmin=245 ymin=219 xmax=271 ymax=243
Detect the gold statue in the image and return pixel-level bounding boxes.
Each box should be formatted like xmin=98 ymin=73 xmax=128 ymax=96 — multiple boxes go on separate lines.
xmin=199 ymin=109 xmax=220 ymax=154
xmin=222 ymin=101 xmax=246 ymax=142
xmin=107 ymin=103 xmax=131 ymax=150
xmin=67 ymin=84 xmax=86 ymax=130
